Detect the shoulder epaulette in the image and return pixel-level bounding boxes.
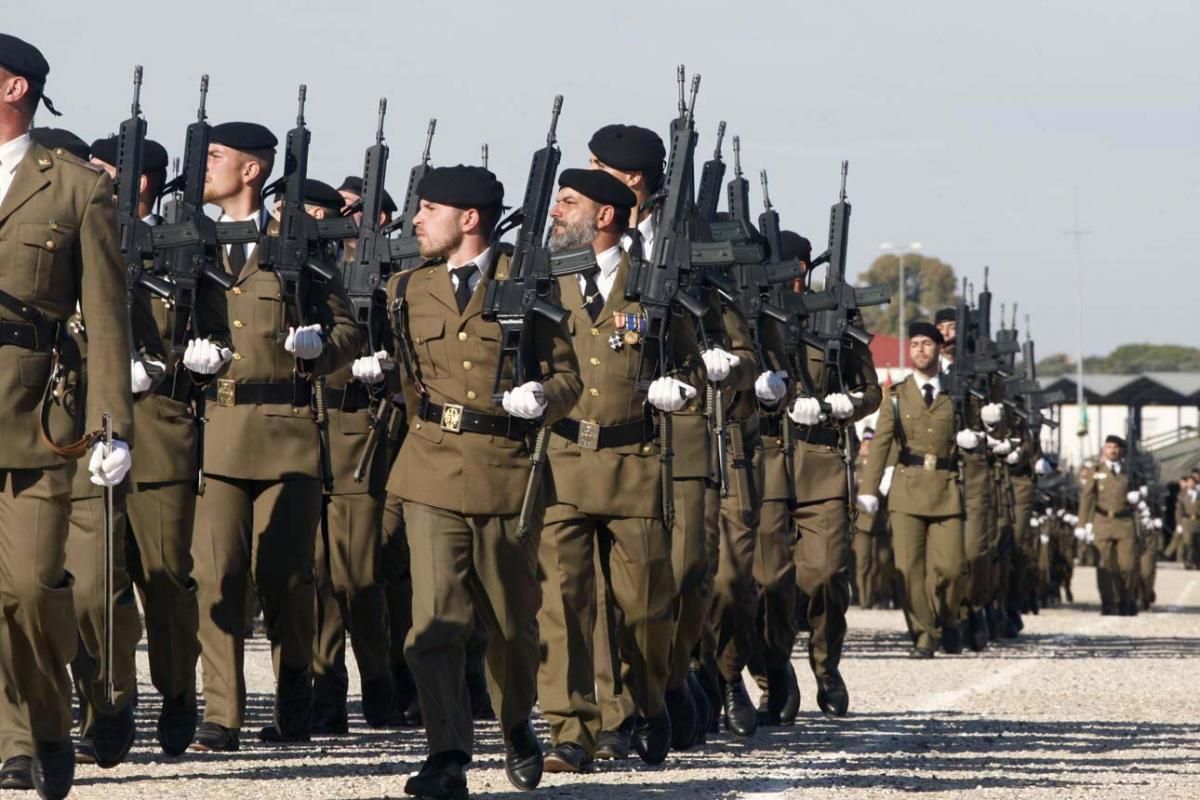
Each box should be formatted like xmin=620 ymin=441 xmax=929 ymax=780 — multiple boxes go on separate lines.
xmin=46 ymin=148 xmax=103 ymax=174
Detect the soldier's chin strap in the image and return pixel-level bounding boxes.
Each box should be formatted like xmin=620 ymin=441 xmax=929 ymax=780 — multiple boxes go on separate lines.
xmin=39 ymin=350 xmax=102 ymax=460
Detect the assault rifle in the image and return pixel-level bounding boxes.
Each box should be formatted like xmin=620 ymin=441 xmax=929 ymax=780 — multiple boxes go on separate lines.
xmin=481 ymin=95 xmax=596 ymax=537
xmin=380 ymin=118 xmax=436 ymax=267
xmin=343 ymin=98 xmax=392 ymax=353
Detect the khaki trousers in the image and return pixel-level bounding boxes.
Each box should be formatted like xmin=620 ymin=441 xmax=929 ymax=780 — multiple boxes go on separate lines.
xmin=537 ymin=506 xmax=674 ymax=753
xmin=703 ymin=458 xmax=761 ymax=682
xmin=380 ymin=492 xmax=413 ymax=676
xmin=792 ymin=497 xmax=851 ymax=678
xmin=193 ymin=475 xmax=321 ymax=729
xmin=402 ymin=501 xmax=540 ymax=758
xmin=126 ymin=480 xmax=200 ymax=706
xmin=753 ymin=498 xmax=797 ymax=671
xmin=960 ymin=458 xmax=993 ymax=610
xmin=890 ymin=511 xmax=965 ymax=650
xmin=1096 ymin=534 xmax=1137 ymax=609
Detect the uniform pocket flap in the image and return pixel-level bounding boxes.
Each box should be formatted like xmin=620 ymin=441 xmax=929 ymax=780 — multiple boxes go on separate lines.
xmin=410 ymin=316 xmax=445 ymax=344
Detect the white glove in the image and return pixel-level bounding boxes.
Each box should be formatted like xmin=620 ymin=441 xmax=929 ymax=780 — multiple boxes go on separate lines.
xmin=1035 ymin=457 xmax=1052 ymax=476
xmin=1137 ymin=500 xmax=1148 ymax=513
xmin=1085 ymin=529 xmax=1096 ymax=544
xmin=1056 ymin=509 xmax=1067 ymax=519
xmin=284 ymin=324 xmax=324 ymax=360
xmin=826 ymin=393 xmax=854 ymax=420
xmin=981 ymin=403 xmax=1003 ymax=427
xmin=183 ymin=338 xmax=234 ymax=375
xmin=956 ymin=429 xmax=982 ymax=450
xmin=501 ymin=381 xmax=547 ymax=419
xmin=992 ymin=439 xmax=1013 ymax=456
xmin=1006 ymin=450 xmax=1021 ymax=465
xmin=754 ymin=370 xmax=788 ymax=405
xmin=1074 ymin=527 xmax=1088 ymax=541
xmin=701 ymin=348 xmax=740 ymax=383
xmin=1139 ymin=485 xmax=1149 ymax=498
xmin=1154 ymin=518 xmax=1163 ymax=530
xmin=788 ymin=396 xmax=822 ymax=426
xmin=647 ymin=377 xmax=697 ymax=413
xmin=352 ymin=351 xmax=389 ymax=385
xmin=1177 ymin=524 xmax=1184 ymax=535
xmin=1030 ymin=516 xmax=1041 ymax=528
xmin=1086 ymin=522 xmax=1094 ymax=536
xmin=1126 ymin=490 xmax=1141 ymax=505
xmin=130 ymin=360 xmax=153 ymax=394
xmin=856 ymin=494 xmax=880 ymax=514
xmin=1065 ymin=514 xmax=1078 ymax=526
xmin=1040 ymin=533 xmax=1050 ymax=545
xmin=879 ymin=465 xmax=895 ymax=497
xmin=88 ymin=439 xmax=131 ymax=487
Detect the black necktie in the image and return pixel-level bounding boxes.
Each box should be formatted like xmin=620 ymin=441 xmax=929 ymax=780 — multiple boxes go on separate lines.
xmin=229 ymin=243 xmax=247 ymax=279
xmin=452 ymin=265 xmax=477 ymax=313
xmin=581 ymin=267 xmax=604 ymax=321
xmin=923 ymin=383 xmax=935 ymax=408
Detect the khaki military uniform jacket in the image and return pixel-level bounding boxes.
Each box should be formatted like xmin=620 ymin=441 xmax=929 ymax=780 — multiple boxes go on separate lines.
xmin=203 ymin=227 xmax=362 ymax=481
xmin=792 ymin=334 xmax=881 ymax=504
xmin=0 ymin=142 xmax=132 ymax=468
xmin=548 ymin=253 xmax=703 ymax=518
xmin=756 ymin=316 xmax=795 ymax=503
xmin=1176 ymin=490 xmax=1200 ymax=536
xmin=861 ymin=376 xmax=961 ymax=518
xmin=1078 ymin=460 xmax=1136 ymax=540
xmin=386 ymin=255 xmax=582 ymax=515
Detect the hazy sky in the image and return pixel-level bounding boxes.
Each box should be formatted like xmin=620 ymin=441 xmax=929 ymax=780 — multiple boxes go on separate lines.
xmin=9 ymin=1 xmax=1198 ymax=359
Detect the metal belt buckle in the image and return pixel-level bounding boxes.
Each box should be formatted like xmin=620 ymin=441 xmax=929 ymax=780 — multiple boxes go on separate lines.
xmin=923 ymin=453 xmax=938 ymax=471
xmin=440 ymin=403 xmax=464 ymax=434
xmin=577 ymin=420 xmax=600 ymax=450
xmin=216 ymin=379 xmax=236 ymax=407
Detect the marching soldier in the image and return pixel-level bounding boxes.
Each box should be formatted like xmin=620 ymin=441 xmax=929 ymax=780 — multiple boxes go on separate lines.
xmin=858 ymin=322 xmax=969 ymax=658
xmin=0 ymin=35 xmax=133 ymax=799
xmin=536 ymin=168 xmax=701 ymax=771
xmin=1076 ymin=435 xmax=1141 ymax=616
xmin=189 ymin=123 xmax=362 ymax=751
xmin=1174 ymin=472 xmax=1199 ymax=569
xmin=382 ymin=165 xmax=581 ymax=799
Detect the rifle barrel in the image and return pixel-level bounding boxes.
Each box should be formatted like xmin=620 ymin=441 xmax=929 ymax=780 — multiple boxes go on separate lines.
xmin=131 ymin=65 xmax=142 ymax=115
xmin=422 ymin=118 xmax=436 ymax=162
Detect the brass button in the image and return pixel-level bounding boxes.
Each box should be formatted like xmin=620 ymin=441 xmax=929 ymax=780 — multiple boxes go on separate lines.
xmin=590 ymin=328 xmax=599 ymax=336
xmin=462 ymin=360 xmax=472 ymax=370
xmin=415 ymin=336 xmax=424 ymax=344
xmin=232 ymin=287 xmax=243 ymax=295
xmin=589 ymin=387 xmax=600 ymax=397
xmin=414 ymin=422 xmax=422 ymax=430
xmin=45 ymin=240 xmax=56 ymax=251
xmin=232 ymin=353 xmax=243 ymax=361
xmin=49 ymin=222 xmax=59 ymax=232
xmin=233 ymin=320 xmax=244 ymax=329
xmin=589 ymin=357 xmax=601 ymax=366
xmin=642 ymin=445 xmax=652 ymax=454
xmin=458 ymin=331 xmax=468 ymax=341
xmin=466 ymin=390 xmax=477 ymax=400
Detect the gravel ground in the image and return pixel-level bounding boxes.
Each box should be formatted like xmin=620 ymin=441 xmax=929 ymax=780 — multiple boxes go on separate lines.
xmin=63 ymin=564 xmax=1200 ymax=799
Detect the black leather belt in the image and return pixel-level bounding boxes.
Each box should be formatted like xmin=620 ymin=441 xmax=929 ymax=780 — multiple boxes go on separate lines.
xmin=418 ymin=397 xmax=527 ymax=440
xmin=0 ymin=318 xmax=57 ymax=350
xmin=759 ymin=414 xmax=783 ymax=438
xmin=204 ymin=379 xmax=313 ymax=408
xmin=795 ymin=424 xmax=841 ymax=449
xmin=325 ymin=384 xmax=373 ymax=413
xmin=899 ymin=449 xmax=956 ymax=471
xmin=1095 ymin=506 xmax=1132 ymax=520
xmin=552 ymin=417 xmax=653 ymax=450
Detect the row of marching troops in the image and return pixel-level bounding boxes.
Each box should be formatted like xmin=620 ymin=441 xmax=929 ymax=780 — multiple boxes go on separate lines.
xmin=0 ymin=34 xmax=1166 ymax=800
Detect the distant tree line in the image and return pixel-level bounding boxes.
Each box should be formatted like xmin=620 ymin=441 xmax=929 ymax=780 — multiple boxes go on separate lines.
xmin=1037 ymin=344 xmax=1200 ymax=376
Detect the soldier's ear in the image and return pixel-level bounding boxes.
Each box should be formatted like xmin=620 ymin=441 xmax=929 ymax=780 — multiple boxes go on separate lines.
xmin=460 ymin=207 xmax=481 ymax=236
xmin=597 ymin=204 xmax=616 ymax=230
xmin=243 ymin=159 xmax=261 ymax=184
xmin=138 ymin=174 xmax=149 ymax=196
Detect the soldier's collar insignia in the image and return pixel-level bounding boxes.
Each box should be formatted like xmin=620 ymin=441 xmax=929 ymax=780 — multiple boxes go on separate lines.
xmin=36 ymin=157 xmax=52 ymax=168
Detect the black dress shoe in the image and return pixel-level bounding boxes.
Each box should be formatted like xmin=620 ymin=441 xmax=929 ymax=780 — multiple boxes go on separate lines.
xmin=0 ymin=756 xmax=32 ymax=790
xmin=543 ymin=742 xmax=591 ymax=773
xmin=761 ymin=666 xmax=791 ymax=727
xmin=594 ymin=717 xmax=634 ymax=760
xmin=986 ymin=606 xmax=1003 ymax=641
xmin=686 ymin=672 xmax=711 ymax=745
xmin=258 ymin=724 xmax=311 ymax=743
xmin=157 ymin=693 xmax=198 ymax=756
xmin=74 ymin=736 xmax=95 ymax=765
xmin=91 ymin=702 xmax=136 ymax=768
xmin=664 ymin=684 xmax=697 ymax=750
xmin=310 ymin=674 xmax=348 ymax=735
xmin=361 ymin=674 xmax=396 ymax=729
xmin=310 ymin=706 xmax=349 ymax=736
xmin=780 ymin=663 xmax=800 ymax=725
xmin=31 ymin=739 xmax=74 ymax=800
xmin=941 ymin=624 xmax=963 ymax=655
xmin=908 ymin=645 xmax=935 ymax=659
xmin=632 ymin=710 xmax=671 ymax=766
xmin=274 ymin=665 xmax=313 ymax=740
xmin=692 ymin=667 xmax=722 ymax=735
xmin=1101 ymin=606 xmax=1118 ymax=616
xmin=466 ymin=671 xmax=494 ymax=722
xmin=721 ymin=676 xmax=757 ymax=737
xmin=967 ymin=610 xmax=989 ymax=653
xmin=816 ymin=670 xmax=849 ymax=717
xmin=189 ymin=722 xmax=240 ymax=752
xmin=502 ymin=721 xmax=543 ymax=791
xmin=391 ymin=662 xmax=422 ymax=727
xmin=405 ymin=751 xmax=469 ymax=800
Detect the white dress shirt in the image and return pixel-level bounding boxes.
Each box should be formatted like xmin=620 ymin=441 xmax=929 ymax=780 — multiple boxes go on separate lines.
xmin=220 ymin=209 xmax=264 ymax=261
xmin=620 ymin=215 xmax=656 ymax=259
xmin=447 ymin=247 xmax=490 ymax=296
xmin=0 ymin=133 xmax=32 ymax=206
xmin=1104 ymin=459 xmax=1121 ymax=475
xmin=914 ymin=372 xmax=942 ymax=401
xmin=577 ymin=245 xmax=622 ymax=303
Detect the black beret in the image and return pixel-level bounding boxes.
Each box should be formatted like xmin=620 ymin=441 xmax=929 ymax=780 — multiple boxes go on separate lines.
xmin=908 ymin=321 xmax=944 ymax=344
xmin=1105 ymin=435 xmax=1127 ymax=448
xmin=779 ymin=231 xmax=812 ymax=263
xmin=30 ymin=127 xmax=89 ymax=160
xmin=934 ymin=307 xmax=957 ymax=324
xmin=88 ymin=135 xmax=169 ymax=173
xmin=588 ymin=124 xmax=665 ymax=172
xmin=337 ymin=175 xmax=398 ymax=214
xmin=303 ymin=179 xmax=345 ymax=212
xmin=209 ymin=121 xmax=277 ymax=152
xmin=417 ymin=164 xmax=503 ymax=209
xmin=0 ymin=34 xmax=60 ymax=116
xmin=558 ymin=168 xmax=636 ymax=210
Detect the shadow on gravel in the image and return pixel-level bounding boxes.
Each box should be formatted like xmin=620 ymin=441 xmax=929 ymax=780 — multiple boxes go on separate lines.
xmin=839 ymin=627 xmax=1200 ymax=660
